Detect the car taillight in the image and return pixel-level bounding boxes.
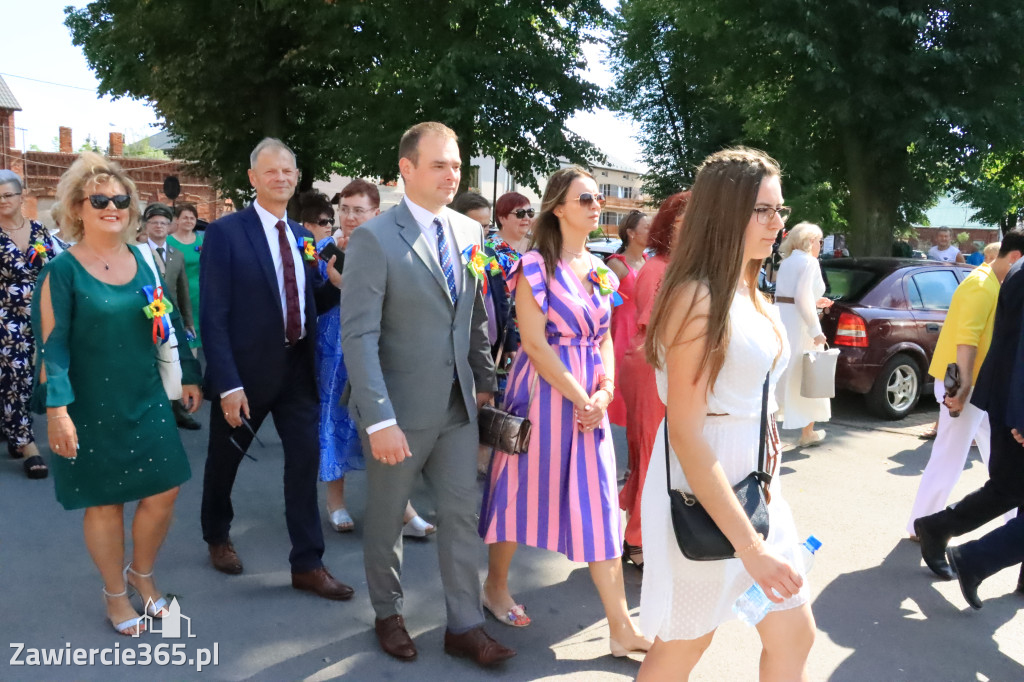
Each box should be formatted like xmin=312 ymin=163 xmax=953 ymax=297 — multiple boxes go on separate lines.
xmin=834 ymin=311 xmax=868 ymax=347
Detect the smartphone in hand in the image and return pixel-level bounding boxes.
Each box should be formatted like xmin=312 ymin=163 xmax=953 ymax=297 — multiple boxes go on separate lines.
xmin=944 ymin=362 xmax=962 ymax=418
xmin=318 ymin=241 xmax=345 ymax=275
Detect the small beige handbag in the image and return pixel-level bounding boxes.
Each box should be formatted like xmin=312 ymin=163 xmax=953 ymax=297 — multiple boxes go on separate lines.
xmin=800 ymin=347 xmax=840 ymax=399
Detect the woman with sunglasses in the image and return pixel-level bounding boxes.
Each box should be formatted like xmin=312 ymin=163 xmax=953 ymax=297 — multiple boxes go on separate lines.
xmin=31 ymin=152 xmax=203 ymax=635
xmin=618 ymin=193 xmax=690 ymax=573
xmin=605 ymin=209 xmax=652 ymax=428
xmin=637 ymin=148 xmax=814 ymax=680
xmin=774 ymin=221 xmax=831 ymax=447
xmin=484 ymin=192 xmax=533 ymax=385
xmin=0 ymin=169 xmax=66 ymax=479
xmin=479 ymin=168 xmax=650 ymax=656
xmin=167 ymin=203 xmax=204 ymax=355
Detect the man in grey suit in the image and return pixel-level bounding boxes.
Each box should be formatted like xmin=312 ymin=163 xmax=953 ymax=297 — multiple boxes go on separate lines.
xmin=340 ymin=122 xmax=514 ymax=667
xmin=144 ymin=202 xmax=200 ymax=430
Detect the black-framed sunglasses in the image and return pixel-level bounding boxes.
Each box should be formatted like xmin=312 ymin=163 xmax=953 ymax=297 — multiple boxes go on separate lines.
xmin=316 ymin=218 xmax=335 ymax=227
xmin=511 ymin=208 xmax=535 ymax=219
xmin=575 ymin=192 xmax=605 ymax=206
xmin=752 ymin=206 xmax=792 ymax=225
xmin=88 ymin=194 xmax=131 ymax=210
xmin=228 ymin=417 xmax=266 ymax=462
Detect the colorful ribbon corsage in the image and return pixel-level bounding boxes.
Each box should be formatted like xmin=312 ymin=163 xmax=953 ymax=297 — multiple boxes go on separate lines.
xmin=588 ymin=266 xmax=623 ymax=307
xmin=462 ymin=244 xmax=501 ymax=294
xmin=298 ymin=236 xmax=316 ymax=261
xmin=27 ymin=242 xmax=49 ymax=266
xmin=141 ymin=285 xmax=175 ymax=345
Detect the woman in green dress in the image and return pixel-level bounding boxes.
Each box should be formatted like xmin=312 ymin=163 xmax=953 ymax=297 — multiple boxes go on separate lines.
xmin=167 ymin=202 xmax=203 ymax=353
xmin=32 ymin=152 xmax=203 ymax=636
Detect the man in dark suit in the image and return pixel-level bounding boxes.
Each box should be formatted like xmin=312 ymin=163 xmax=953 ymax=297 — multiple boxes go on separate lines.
xmin=915 ymin=232 xmax=1024 ymax=608
xmin=143 ymin=202 xmax=200 ymax=430
xmin=198 ymin=138 xmax=351 ymax=600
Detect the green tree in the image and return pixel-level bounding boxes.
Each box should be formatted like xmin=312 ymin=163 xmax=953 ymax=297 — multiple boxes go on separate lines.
xmin=121 ymin=138 xmax=168 ymax=159
xmin=78 ymin=135 xmax=102 ymax=153
xmin=65 ymin=0 xmax=607 ymax=205
xmin=609 ymin=0 xmax=1024 ymax=254
xmin=951 ymin=152 xmax=1024 ymax=232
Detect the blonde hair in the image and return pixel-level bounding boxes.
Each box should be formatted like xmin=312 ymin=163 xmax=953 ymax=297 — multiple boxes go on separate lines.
xmin=55 ymin=151 xmax=140 ymax=243
xmin=779 ymin=221 xmax=823 ymax=259
xmin=983 ymin=242 xmax=1000 ymax=263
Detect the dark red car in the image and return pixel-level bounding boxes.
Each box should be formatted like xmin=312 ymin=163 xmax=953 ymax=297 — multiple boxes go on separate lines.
xmin=818 ymin=258 xmax=974 ymax=419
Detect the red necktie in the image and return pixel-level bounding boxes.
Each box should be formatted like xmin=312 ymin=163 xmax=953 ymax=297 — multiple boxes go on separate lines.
xmin=275 ymin=220 xmax=301 ymax=345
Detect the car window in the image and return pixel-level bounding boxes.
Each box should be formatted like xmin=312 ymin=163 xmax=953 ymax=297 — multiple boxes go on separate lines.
xmin=909 ymin=270 xmax=959 ymax=310
xmin=821 ymin=267 xmax=880 ymax=301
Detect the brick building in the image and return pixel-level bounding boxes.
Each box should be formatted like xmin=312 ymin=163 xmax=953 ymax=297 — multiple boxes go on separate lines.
xmin=0 ymin=76 xmax=231 ymax=231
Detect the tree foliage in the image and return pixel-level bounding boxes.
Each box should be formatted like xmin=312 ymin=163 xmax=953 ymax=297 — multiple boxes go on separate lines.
xmin=609 ymin=0 xmax=1024 ymax=254
xmin=65 ymin=0 xmax=607 ymax=203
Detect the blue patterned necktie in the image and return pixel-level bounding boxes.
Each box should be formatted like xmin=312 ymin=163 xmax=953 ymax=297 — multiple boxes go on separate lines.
xmin=434 ymin=217 xmax=458 ymax=303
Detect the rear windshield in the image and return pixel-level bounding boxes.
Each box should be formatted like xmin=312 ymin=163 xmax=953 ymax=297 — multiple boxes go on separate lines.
xmin=821 ymin=267 xmax=881 ymax=301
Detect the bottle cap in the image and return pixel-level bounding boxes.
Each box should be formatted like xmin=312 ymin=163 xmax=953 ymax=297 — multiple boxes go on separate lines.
xmin=805 ymin=535 xmax=822 ymax=552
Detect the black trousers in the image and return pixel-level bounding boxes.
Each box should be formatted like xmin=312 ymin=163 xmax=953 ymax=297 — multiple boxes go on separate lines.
xmin=933 ymin=417 xmax=1024 ymax=580
xmin=200 ymin=341 xmax=325 ymax=573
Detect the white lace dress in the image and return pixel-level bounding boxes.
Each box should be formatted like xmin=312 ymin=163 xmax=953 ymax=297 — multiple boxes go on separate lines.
xmin=639 ymin=293 xmax=810 ymax=641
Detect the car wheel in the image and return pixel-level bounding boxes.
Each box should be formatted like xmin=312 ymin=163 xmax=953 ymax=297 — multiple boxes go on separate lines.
xmin=866 ymin=353 xmax=922 ymax=420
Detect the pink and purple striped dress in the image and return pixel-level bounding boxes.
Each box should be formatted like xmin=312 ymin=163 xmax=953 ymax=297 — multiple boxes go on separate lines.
xmin=479 ymin=250 xmax=623 ymax=562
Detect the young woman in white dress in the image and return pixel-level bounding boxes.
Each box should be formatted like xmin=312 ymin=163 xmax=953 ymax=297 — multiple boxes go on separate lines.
xmin=638 ymin=148 xmax=815 ymax=681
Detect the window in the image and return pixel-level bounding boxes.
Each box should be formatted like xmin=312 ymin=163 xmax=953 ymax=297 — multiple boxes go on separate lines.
xmin=620 ymin=186 xmax=633 ymax=200
xmin=908 ymin=270 xmax=959 ymax=310
xmin=600 ymin=212 xmax=621 ymax=226
xmin=600 ymin=171 xmax=608 ymax=177
xmin=600 ymin=183 xmax=615 ymax=197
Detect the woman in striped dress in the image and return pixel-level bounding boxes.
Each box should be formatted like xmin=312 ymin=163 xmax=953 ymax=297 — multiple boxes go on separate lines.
xmin=479 ymin=166 xmax=650 ymax=657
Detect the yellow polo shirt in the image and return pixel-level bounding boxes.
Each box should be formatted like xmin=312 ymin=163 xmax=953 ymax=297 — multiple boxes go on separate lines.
xmin=928 ymin=262 xmax=999 ymax=382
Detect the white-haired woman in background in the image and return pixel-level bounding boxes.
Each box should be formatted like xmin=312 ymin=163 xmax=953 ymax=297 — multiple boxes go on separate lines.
xmin=775 ymin=222 xmax=831 ymax=446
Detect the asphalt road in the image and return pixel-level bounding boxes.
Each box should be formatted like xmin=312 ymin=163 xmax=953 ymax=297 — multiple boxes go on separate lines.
xmin=2 ymin=390 xmax=1021 ymax=681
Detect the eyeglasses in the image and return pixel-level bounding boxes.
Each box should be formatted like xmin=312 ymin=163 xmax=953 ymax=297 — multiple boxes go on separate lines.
xmin=752 ymin=206 xmax=792 ymax=225
xmin=316 ymin=218 xmax=335 ymax=227
xmin=0 ymin=192 xmax=21 ymax=201
xmin=88 ymin=194 xmax=132 ymax=210
xmin=339 ymin=206 xmax=371 ymax=217
xmin=511 ymin=208 xmax=535 ymax=219
xmin=228 ymin=417 xmax=265 ymax=462
xmin=575 ymin=192 xmax=605 ymax=206
xmin=146 ymin=219 xmax=171 ymax=228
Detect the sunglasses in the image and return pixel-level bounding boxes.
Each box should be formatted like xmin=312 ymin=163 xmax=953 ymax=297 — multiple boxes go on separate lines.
xmin=228 ymin=417 xmax=266 ymax=462
xmin=574 ymin=192 xmax=605 ymax=206
xmin=88 ymin=194 xmax=131 ymax=210
xmin=316 ymin=218 xmax=335 ymax=227
xmin=511 ymin=208 xmax=535 ymax=219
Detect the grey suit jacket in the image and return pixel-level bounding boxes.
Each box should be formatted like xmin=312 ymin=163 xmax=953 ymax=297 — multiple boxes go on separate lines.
xmin=339 ymin=200 xmax=497 ymax=431
xmin=151 ymin=243 xmax=194 ymax=330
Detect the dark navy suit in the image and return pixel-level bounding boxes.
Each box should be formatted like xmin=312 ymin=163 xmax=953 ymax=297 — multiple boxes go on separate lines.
xmin=199 ymin=204 xmax=338 ymax=571
xmin=934 ymin=260 xmax=1024 ymax=583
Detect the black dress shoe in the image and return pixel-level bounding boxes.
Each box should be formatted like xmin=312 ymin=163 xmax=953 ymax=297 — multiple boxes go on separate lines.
xmin=946 ymin=546 xmax=982 ymax=610
xmin=173 ymin=401 xmax=202 ymax=430
xmin=914 ymin=517 xmax=954 ymax=580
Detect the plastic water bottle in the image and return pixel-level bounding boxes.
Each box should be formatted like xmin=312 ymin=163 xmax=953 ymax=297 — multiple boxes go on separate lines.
xmin=733 ymin=535 xmax=822 ymax=626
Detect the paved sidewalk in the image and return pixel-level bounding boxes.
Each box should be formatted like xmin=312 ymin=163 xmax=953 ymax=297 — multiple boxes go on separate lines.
xmin=1 ymin=393 xmax=1022 ymax=681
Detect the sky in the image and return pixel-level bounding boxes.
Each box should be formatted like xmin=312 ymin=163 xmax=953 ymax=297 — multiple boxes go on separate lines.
xmin=5 ymin=1 xmax=644 ymax=169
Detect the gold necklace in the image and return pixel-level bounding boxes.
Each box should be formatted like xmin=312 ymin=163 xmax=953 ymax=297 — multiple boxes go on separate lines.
xmin=561 ymin=245 xmax=586 ymax=259
xmin=81 ymin=242 xmax=125 ymax=271
xmin=1 ymin=217 xmax=27 ymax=234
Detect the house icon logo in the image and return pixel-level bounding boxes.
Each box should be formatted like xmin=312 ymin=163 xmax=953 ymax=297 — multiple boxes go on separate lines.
xmin=134 ymin=597 xmax=196 ymax=638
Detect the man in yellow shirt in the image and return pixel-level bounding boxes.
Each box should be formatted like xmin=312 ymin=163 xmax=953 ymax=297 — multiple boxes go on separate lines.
xmin=908 ymin=235 xmax=1024 ymax=542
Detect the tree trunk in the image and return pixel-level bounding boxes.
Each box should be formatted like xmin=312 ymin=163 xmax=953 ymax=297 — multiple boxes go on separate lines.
xmin=842 ymin=130 xmax=901 ymax=256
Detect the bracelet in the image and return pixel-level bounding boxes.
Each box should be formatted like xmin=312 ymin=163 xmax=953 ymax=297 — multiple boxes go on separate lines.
xmin=734 ymin=534 xmax=764 ymax=558
xmin=49 ymin=414 xmax=71 ymax=420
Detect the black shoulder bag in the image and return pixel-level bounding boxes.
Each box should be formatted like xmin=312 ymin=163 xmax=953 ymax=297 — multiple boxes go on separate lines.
xmin=665 ymin=373 xmax=772 ymax=561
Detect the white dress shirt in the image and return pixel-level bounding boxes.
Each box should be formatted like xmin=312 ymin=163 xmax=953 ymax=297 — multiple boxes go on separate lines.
xmin=221 ymin=200 xmax=308 ymax=399
xmin=365 ymin=197 xmax=463 ymax=436
xmin=147 ymin=238 xmax=168 ymax=274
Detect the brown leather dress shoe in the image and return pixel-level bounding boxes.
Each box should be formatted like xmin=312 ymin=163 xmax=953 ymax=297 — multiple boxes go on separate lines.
xmin=208 ymin=542 xmax=243 ymax=575
xmin=375 ymin=614 xmax=417 ymax=661
xmin=444 ymin=626 xmax=516 ymax=666
xmin=291 ymin=566 xmax=354 ymax=601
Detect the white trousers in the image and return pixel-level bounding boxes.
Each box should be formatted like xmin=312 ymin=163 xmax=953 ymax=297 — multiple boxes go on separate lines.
xmin=906 ymin=382 xmax=991 ymax=535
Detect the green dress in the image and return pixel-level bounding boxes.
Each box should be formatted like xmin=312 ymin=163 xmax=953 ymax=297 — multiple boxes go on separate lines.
xmin=31 ymin=246 xmax=202 ymax=510
xmin=167 ymin=232 xmax=203 ymax=347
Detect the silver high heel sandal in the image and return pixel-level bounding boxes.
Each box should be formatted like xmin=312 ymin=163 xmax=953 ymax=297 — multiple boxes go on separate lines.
xmin=103 ymin=587 xmax=145 ymax=636
xmin=125 ymin=563 xmax=170 ymax=618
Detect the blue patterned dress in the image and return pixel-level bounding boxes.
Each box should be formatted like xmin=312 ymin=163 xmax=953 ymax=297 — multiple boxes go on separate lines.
xmin=315 ymin=237 xmax=364 ymax=481
xmin=0 ymin=222 xmax=64 ymax=450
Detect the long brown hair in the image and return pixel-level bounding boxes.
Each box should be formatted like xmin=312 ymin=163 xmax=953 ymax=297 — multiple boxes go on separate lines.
xmin=645 ymin=147 xmax=782 ymax=389
xmin=530 ymin=166 xmax=593 ymax=277
xmin=647 ymin=191 xmax=691 ymax=257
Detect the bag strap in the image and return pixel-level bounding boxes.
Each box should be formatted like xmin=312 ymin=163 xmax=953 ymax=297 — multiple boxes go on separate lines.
xmin=133 ymin=243 xmax=162 ymax=288
xmin=663 ymin=371 xmax=772 ymax=496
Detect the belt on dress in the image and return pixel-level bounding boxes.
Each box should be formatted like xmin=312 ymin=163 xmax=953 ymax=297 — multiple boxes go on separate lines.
xmin=775 ymin=296 xmax=795 ymax=304
xmin=546 ymin=335 xmax=597 ymax=347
